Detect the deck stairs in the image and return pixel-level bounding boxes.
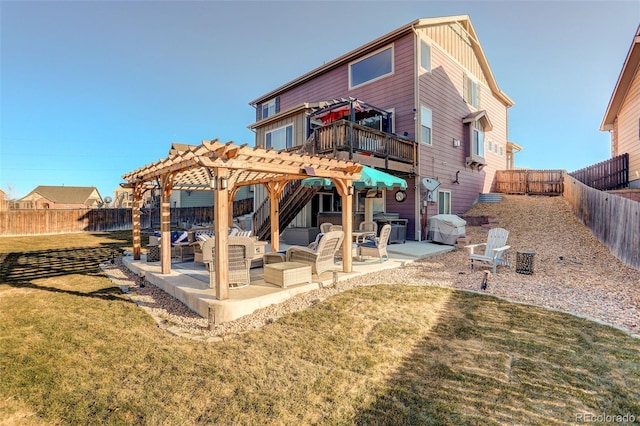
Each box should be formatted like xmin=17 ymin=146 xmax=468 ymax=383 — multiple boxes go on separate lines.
xmin=253 ymin=180 xmax=318 ymax=241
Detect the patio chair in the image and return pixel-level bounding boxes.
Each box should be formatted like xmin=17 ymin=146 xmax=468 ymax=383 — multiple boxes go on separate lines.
xmin=359 ymin=220 xmax=378 ymax=235
xmin=465 ymin=227 xmax=511 ymax=273
xmin=200 ymin=236 xmax=255 ymax=289
xmin=355 ymin=220 xmax=378 ymax=243
xmin=320 ymin=223 xmax=343 ymax=233
xmin=357 ymin=224 xmax=391 ymax=263
xmin=286 ymin=230 xmax=344 ymax=276
xmin=319 ymin=223 xmax=333 ymax=234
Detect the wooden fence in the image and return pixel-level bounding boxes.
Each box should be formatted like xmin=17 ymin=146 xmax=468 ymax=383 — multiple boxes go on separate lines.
xmin=494 ymin=170 xmax=565 ymax=195
xmin=569 ymin=153 xmax=629 ymax=191
xmin=563 ymin=174 xmax=640 ymax=270
xmin=0 ymin=199 xmax=254 ymax=236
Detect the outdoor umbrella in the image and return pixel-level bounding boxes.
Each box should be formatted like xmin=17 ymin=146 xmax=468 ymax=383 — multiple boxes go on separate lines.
xmin=300 ymin=165 xmax=407 ymax=191
xmin=301 ymin=166 xmax=407 ymax=223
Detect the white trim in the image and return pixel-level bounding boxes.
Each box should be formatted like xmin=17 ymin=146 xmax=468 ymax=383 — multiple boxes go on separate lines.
xmin=348 ymin=45 xmax=395 ymax=90
xmin=438 ymin=190 xmax=451 ymax=215
xmin=262 ymin=98 xmax=277 ymax=119
xmin=265 ymin=123 xmax=294 ymax=150
xmin=419 ymin=38 xmax=432 ymax=73
xmin=420 ymin=105 xmax=432 ymax=146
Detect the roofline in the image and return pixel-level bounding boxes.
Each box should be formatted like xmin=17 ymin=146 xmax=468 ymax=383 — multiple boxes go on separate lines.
xmin=249 ymin=15 xmax=513 ymax=108
xmin=601 ymin=24 xmax=640 ymax=131
xmin=247 ymin=102 xmax=323 ymax=130
xmin=249 ymin=18 xmax=420 ymax=106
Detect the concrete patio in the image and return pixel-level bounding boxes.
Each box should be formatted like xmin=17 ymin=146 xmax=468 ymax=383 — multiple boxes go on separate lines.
xmin=122 ymin=240 xmax=454 ymax=324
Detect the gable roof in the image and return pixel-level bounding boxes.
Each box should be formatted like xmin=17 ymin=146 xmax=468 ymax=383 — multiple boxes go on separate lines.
xmin=601 ymin=24 xmax=640 ymax=131
xmin=20 ymin=186 xmax=103 ymax=205
xmin=249 ymin=15 xmax=513 ymax=107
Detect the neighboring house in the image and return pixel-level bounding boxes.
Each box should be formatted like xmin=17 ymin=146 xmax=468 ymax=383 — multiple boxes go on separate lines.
xmin=17 ymin=186 xmax=103 ymax=209
xmin=169 ymin=187 xmax=254 ymax=208
xmin=113 ymin=187 xmax=135 ymax=208
xmin=249 ymin=15 xmax=517 ymax=241
xmin=601 ymin=24 xmax=640 ymax=189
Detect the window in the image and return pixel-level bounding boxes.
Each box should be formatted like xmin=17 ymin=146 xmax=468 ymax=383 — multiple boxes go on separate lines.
xmin=262 ymin=99 xmax=277 ymax=119
xmin=463 ymin=75 xmax=478 ymax=108
xmin=420 ymin=106 xmax=432 ymax=145
xmin=349 ymin=46 xmax=393 ymax=88
xmin=472 ymin=121 xmax=484 ymax=157
xmin=487 ymin=140 xmax=493 ymax=153
xmin=420 ymin=40 xmax=431 ymax=72
xmin=438 ymin=190 xmax=451 ymax=214
xmin=265 ymin=124 xmax=293 ymax=151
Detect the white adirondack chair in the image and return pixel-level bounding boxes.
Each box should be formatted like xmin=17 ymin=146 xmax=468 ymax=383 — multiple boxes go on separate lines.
xmin=465 ymin=227 xmax=511 ymax=273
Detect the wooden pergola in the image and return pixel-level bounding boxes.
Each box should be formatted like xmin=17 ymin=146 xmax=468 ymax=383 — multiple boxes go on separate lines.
xmin=121 ymin=139 xmax=362 ymax=300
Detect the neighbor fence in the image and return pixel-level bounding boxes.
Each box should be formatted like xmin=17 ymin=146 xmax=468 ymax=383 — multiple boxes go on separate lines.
xmin=494 ymin=170 xmax=565 ymax=195
xmin=563 ymin=174 xmax=640 ymax=270
xmin=0 ymin=199 xmax=254 ymax=236
xmin=569 ymin=153 xmax=629 ymax=191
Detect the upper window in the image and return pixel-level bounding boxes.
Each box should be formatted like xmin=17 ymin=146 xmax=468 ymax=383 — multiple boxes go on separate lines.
xmin=420 ymin=40 xmax=431 ymax=72
xmin=420 ymin=106 xmax=432 ymax=145
xmin=262 ymin=99 xmax=277 ymax=119
xmin=265 ymin=124 xmax=293 ymax=151
xmin=472 ymin=121 xmax=485 ymax=157
xmin=349 ymin=46 xmax=393 ymax=89
xmin=463 ymin=75 xmax=478 ymax=108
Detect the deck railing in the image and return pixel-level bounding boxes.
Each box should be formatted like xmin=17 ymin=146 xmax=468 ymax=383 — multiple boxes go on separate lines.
xmin=300 ymin=120 xmax=416 ymax=167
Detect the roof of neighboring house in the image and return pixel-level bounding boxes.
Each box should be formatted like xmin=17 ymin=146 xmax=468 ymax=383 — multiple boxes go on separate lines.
xmin=249 ymin=15 xmax=513 ymax=107
xmin=19 ymin=186 xmax=103 ymax=205
xmin=601 ymin=24 xmax=640 ymax=131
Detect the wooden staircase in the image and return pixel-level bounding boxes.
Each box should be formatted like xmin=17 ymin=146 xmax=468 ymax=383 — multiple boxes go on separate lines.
xmin=253 ymin=180 xmax=318 ymax=241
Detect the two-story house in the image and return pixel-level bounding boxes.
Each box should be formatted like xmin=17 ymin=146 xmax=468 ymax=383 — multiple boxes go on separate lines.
xmin=601 ymin=24 xmax=640 ymax=189
xmin=249 ymin=15 xmax=517 ymax=242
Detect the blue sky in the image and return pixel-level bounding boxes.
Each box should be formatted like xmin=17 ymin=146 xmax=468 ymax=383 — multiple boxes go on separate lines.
xmin=1 ymin=0 xmax=638 ymax=200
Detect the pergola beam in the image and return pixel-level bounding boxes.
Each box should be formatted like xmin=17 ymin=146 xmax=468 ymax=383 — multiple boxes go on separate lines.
xmin=122 ymin=139 xmax=363 ymax=300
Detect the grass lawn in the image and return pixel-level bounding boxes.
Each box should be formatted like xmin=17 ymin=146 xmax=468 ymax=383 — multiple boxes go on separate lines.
xmin=1 ymin=232 xmax=639 ymax=425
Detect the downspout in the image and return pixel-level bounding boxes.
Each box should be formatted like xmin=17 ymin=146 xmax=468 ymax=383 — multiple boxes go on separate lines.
xmin=412 ymin=24 xmax=422 ymax=241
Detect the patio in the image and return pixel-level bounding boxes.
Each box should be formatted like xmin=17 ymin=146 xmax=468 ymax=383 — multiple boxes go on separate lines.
xmin=122 ymin=240 xmax=453 ymax=324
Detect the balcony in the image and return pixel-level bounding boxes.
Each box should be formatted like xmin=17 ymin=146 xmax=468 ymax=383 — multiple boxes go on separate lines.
xmin=288 ymin=119 xmax=417 ymax=172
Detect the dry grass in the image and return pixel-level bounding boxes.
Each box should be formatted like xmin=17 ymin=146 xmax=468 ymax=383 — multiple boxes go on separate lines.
xmin=1 ymin=222 xmax=639 ymax=424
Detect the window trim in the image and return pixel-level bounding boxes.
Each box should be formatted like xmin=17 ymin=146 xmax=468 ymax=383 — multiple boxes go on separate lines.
xmin=262 ymin=99 xmax=277 ymax=119
xmin=438 ymin=190 xmax=451 ymax=215
xmin=348 ymin=45 xmax=394 ymax=89
xmin=420 ymin=39 xmax=431 ymax=72
xmin=420 ymin=105 xmax=432 ymax=146
xmin=265 ymin=123 xmax=294 ymax=151
xmin=464 ymin=74 xmax=478 ymax=109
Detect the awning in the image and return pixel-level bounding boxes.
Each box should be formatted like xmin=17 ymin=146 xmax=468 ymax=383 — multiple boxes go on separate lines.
xmin=301 ymin=165 xmax=407 ymax=190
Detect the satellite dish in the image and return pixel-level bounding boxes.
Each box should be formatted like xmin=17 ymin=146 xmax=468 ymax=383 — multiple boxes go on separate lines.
xmin=421 ymin=177 xmax=441 ymax=192
xmin=104 ymin=196 xmax=113 ymax=204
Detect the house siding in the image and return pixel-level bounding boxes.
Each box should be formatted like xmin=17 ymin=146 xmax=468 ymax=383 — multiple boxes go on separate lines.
xmin=250 ymin=17 xmax=513 ymax=240
xmin=276 ymin=35 xmax=417 ymax=141
xmin=615 ymin=67 xmax=640 ymax=185
xmin=254 ymin=112 xmax=308 ymax=149
xmin=417 ymin=25 xmax=509 ymax=221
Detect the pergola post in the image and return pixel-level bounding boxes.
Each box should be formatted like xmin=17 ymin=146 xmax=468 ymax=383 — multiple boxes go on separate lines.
xmin=132 ymin=182 xmax=144 ymax=260
xmin=265 ymin=181 xmax=286 ymax=252
xmin=333 ymin=179 xmax=353 ymax=273
xmin=159 ymin=174 xmax=174 ymax=275
xmin=213 ymin=167 xmax=230 ymax=300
